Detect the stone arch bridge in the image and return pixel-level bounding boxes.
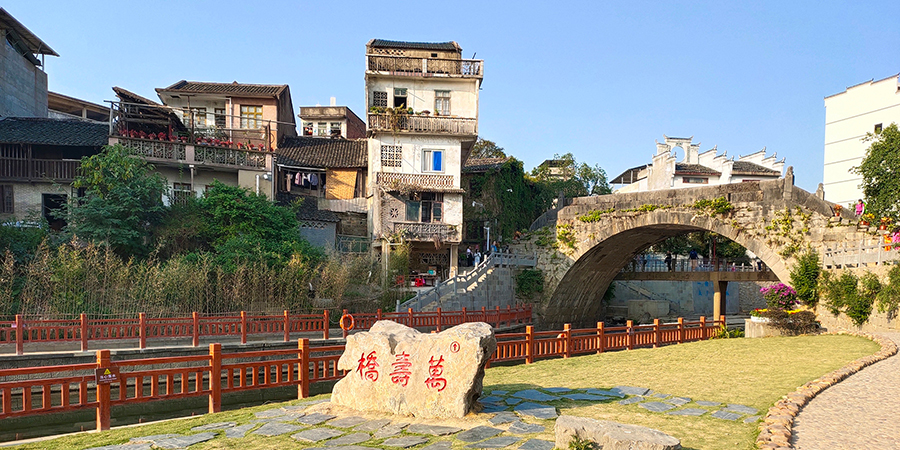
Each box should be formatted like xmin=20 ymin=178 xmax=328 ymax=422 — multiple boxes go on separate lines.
xmin=517 ymin=172 xmax=872 ymax=328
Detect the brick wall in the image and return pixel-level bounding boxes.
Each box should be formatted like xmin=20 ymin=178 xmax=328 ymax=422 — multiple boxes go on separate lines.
xmin=0 ymin=32 xmax=48 ymax=118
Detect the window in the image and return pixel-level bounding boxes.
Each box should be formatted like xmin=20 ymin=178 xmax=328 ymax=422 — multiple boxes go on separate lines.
xmin=240 ymin=105 xmax=263 ymax=129
xmin=393 ymin=88 xmax=407 ymax=108
xmin=317 ymin=122 xmax=328 ymax=136
xmin=405 ymin=193 xmax=443 ymax=223
xmin=214 ymin=108 xmax=226 ymax=128
xmin=381 ymin=145 xmax=402 ymax=167
xmin=434 ymin=90 xmax=450 ymax=115
xmin=875 ymin=123 xmax=883 ymax=133
xmin=373 ymin=91 xmax=387 ymax=107
xmin=405 ymin=198 xmax=420 ymax=222
xmin=682 ymin=177 xmax=708 ymax=184
xmin=171 ymin=182 xmax=193 ymax=205
xmin=330 ymin=122 xmax=342 ymax=136
xmin=303 ymin=122 xmax=313 ymax=136
xmin=182 ymin=107 xmax=207 ymax=127
xmin=422 ymin=149 xmax=443 ymax=172
xmin=0 ymin=185 xmax=12 ymax=214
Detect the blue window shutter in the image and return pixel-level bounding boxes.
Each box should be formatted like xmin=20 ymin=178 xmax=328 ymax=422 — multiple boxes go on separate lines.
xmin=433 ymin=151 xmax=442 ymax=171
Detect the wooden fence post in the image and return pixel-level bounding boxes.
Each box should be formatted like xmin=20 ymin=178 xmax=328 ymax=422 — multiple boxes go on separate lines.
xmin=15 ymin=314 xmax=24 ymax=355
xmin=596 ymin=322 xmax=605 ymax=354
xmin=699 ymin=316 xmax=707 ymax=340
xmin=323 ymin=310 xmax=330 ymax=340
xmin=209 ymin=343 xmax=221 ymax=413
xmin=436 ymin=308 xmax=442 ymax=332
xmin=408 ymin=308 xmax=414 ymax=327
xmin=299 ymin=338 xmax=310 ymax=399
xmin=481 ymin=306 xmax=487 ymax=323
xmin=192 ymin=312 xmax=200 ymax=347
xmin=563 ymin=324 xmax=571 ymax=358
xmin=719 ymin=315 xmax=726 ymax=329
xmin=283 ymin=310 xmax=290 ymax=342
xmin=506 ymin=305 xmax=512 ymax=327
xmin=525 ymin=325 xmax=534 ymax=364
xmin=626 ymin=320 xmax=634 ymax=350
xmin=653 ymin=319 xmax=661 ymax=348
xmin=376 ymin=309 xmax=383 ymax=321
xmin=678 ymin=317 xmax=685 ymax=343
xmin=139 ymin=313 xmax=146 ymax=349
xmin=96 ymin=349 xmax=111 ymax=431
xmin=240 ymin=311 xmax=247 ymax=344
xmin=462 ymin=307 xmax=467 ymax=323
xmin=80 ymin=313 xmax=88 ymax=352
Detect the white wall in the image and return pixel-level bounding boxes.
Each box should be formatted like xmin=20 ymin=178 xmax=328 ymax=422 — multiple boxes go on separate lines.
xmin=824 ymin=74 xmax=900 ymax=205
xmin=366 ymin=77 xmax=480 ymax=118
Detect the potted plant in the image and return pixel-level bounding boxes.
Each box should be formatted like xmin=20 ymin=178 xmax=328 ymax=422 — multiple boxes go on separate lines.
xmin=833 ymin=204 xmax=843 ymax=217
xmin=861 ymin=213 xmax=875 ymax=226
xmin=880 ymin=217 xmax=892 ymax=230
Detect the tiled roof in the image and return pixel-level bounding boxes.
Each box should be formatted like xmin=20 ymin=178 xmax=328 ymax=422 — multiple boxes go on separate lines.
xmin=463 ymin=157 xmax=510 ymax=173
xmin=0 ymin=8 xmax=58 ymax=56
xmin=0 ymin=117 xmax=107 ymax=146
xmin=732 ymin=161 xmax=780 ymax=176
xmin=113 ymin=86 xmax=163 ymax=106
xmin=277 ymin=136 xmax=367 ymax=168
xmin=157 ymin=80 xmax=287 ymax=97
xmin=370 ymin=40 xmax=459 ymax=52
xmin=675 ymin=163 xmax=720 ymax=176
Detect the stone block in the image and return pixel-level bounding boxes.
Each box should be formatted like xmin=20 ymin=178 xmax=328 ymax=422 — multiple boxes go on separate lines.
xmin=555 ymin=415 xmax=681 ymax=450
xmin=331 ymin=321 xmax=496 ymax=418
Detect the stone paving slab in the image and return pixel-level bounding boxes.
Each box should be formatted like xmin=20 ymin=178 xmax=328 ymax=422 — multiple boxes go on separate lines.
xmin=253 ymin=422 xmax=304 ymax=437
xmin=407 ymin=424 xmax=462 ymax=436
xmin=664 ymin=396 xmax=691 ymax=406
xmin=514 ymin=402 xmax=558 ymax=420
xmin=130 ymin=435 xmax=181 ymax=444
xmin=254 ymin=408 xmax=288 ymax=418
xmin=650 ymin=392 xmax=669 ymax=398
xmin=508 ymin=421 xmax=545 ymax=434
xmin=292 ymin=428 xmax=345 ymax=442
xmin=225 ymin=423 xmax=258 ymax=438
xmin=613 ymin=386 xmax=650 ymax=396
xmin=191 ymin=421 xmax=237 ymax=432
xmin=152 ymin=433 xmax=217 ymax=449
xmin=710 ymin=410 xmax=742 ymax=421
xmin=381 ymin=436 xmax=430 ymax=448
xmin=639 ymin=402 xmax=676 ymax=413
xmin=325 ymin=432 xmax=371 ymax=446
xmin=488 ymin=412 xmax=518 ymax=425
xmin=511 ymin=389 xmax=559 ymax=402
xmin=456 ymin=426 xmax=503 ymax=442
xmin=667 ymin=408 xmax=707 ymax=416
xmin=373 ymin=423 xmax=408 ymax=439
xmin=86 ymin=444 xmax=153 ymax=450
xmin=354 ymin=419 xmax=393 ymax=432
xmin=298 ymin=413 xmax=338 ymax=425
xmin=542 ymin=387 xmax=571 ymax=393
xmin=723 ymin=404 xmax=757 ymax=415
xmin=490 ymin=390 xmax=508 ymax=396
xmin=479 ymin=395 xmax=505 ymax=404
xmin=518 ymin=439 xmax=554 ymax=450
xmin=562 ymin=393 xmax=610 ymax=401
xmin=328 ymin=416 xmax=369 ymax=428
xmin=306 ymin=446 xmax=378 ymax=450
xmin=584 ymin=388 xmax=625 ymax=398
xmin=505 ymin=398 xmax=522 ymax=405
xmin=466 ymin=436 xmax=520 ymax=448
xmin=617 ymin=397 xmax=643 ymax=405
xmin=420 ymin=442 xmax=452 ymax=450
xmin=482 ymin=404 xmax=509 ymax=413
xmin=694 ymin=400 xmax=721 ymax=407
xmin=743 ymin=415 xmax=761 ymax=423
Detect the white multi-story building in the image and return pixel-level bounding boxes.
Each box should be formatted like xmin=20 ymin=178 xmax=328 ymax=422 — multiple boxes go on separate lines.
xmin=823 ymin=74 xmax=900 ymax=206
xmin=365 ymin=39 xmax=483 ymax=279
xmin=612 ymin=135 xmax=783 ymax=193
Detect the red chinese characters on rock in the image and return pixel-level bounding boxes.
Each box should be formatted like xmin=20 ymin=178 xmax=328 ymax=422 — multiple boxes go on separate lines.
xmin=424 ymin=355 xmax=447 ymax=391
xmin=390 ymin=352 xmax=412 ymax=386
xmin=356 ymin=351 xmax=379 ymax=382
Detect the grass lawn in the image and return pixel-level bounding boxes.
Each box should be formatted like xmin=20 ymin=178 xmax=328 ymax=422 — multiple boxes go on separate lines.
xmin=9 ymin=334 xmax=879 ymax=450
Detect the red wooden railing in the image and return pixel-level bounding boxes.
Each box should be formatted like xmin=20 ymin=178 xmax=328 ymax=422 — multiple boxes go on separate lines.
xmin=0 ymin=316 xmax=723 ymax=434
xmin=0 ymin=305 xmax=532 ymax=355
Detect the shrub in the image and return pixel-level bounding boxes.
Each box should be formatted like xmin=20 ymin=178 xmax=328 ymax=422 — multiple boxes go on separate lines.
xmin=790 ymin=249 xmax=821 ymax=306
xmin=820 ymin=271 xmax=876 ymax=326
xmin=876 ymin=264 xmax=900 ymax=319
xmin=515 ymin=269 xmax=544 ymax=298
xmin=760 ymin=283 xmax=799 ymax=310
xmin=760 ymin=309 xmax=819 ymax=335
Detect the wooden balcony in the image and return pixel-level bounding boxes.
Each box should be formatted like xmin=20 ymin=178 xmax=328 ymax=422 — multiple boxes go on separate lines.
xmin=112 ymin=136 xmax=270 ymax=171
xmin=393 ymin=221 xmax=459 ymax=242
xmin=368 ymin=113 xmax=476 ymax=136
xmin=0 ymin=158 xmax=80 ymax=182
xmin=367 ymin=55 xmax=483 ymax=78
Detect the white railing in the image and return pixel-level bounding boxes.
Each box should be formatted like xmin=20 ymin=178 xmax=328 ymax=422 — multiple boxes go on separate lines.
xmin=376 ymin=172 xmax=456 ymax=190
xmin=398 ymin=251 xmax=537 ymax=312
xmin=368 ymin=113 xmax=477 ymax=135
xmin=823 ymin=237 xmax=900 ymax=268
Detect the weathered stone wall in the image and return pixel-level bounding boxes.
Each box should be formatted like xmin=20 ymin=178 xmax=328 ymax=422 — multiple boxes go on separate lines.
xmin=336 ymin=211 xmax=367 ymax=236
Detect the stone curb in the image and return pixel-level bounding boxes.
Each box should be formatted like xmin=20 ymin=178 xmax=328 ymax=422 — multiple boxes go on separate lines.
xmin=754 ymin=331 xmax=898 ymax=450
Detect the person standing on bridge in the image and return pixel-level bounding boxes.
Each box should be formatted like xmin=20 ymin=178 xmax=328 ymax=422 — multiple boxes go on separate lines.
xmin=855 ymin=199 xmax=865 ymax=217
xmin=689 ymin=249 xmax=699 ymax=271
xmin=665 ymin=252 xmax=673 ymax=271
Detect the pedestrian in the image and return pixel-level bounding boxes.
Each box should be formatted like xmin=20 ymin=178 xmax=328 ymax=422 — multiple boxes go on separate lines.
xmin=664 ymin=252 xmax=673 ymax=272
xmin=639 ymin=253 xmax=647 ymax=271
xmin=689 ymin=249 xmax=698 ymax=271
xmin=474 ymin=249 xmax=482 ymax=266
xmin=491 ymin=241 xmax=498 ymax=253
xmin=466 ymin=246 xmax=473 ymax=267
xmin=756 ymin=257 xmax=763 ymax=271
xmin=855 ymin=199 xmax=865 ymax=217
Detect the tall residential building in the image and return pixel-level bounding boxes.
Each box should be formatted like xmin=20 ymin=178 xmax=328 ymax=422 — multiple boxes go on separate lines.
xmin=365 ymin=39 xmax=483 ymax=279
xmin=0 ymin=8 xmax=57 ymax=118
xmin=823 ymin=74 xmax=900 ymax=206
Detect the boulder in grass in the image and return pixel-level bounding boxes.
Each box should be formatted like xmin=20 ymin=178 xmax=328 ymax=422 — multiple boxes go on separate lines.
xmin=555 ymin=415 xmax=681 ymax=450
xmin=331 ymin=321 xmax=496 ymax=418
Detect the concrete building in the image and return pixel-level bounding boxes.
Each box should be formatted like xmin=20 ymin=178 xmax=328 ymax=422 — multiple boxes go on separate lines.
xmin=299 ymin=102 xmax=365 ymax=139
xmin=823 ymin=74 xmax=900 ymax=206
xmin=0 ymin=8 xmax=57 ymax=119
xmin=611 ymin=135 xmax=784 ymax=193
xmin=365 ymin=39 xmax=484 ymax=279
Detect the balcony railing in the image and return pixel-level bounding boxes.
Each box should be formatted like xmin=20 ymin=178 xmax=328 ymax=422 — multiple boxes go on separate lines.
xmin=368 ymin=113 xmax=476 ymax=135
xmin=376 ymin=172 xmax=456 ymax=191
xmin=113 ymin=137 xmax=270 ymax=171
xmin=195 ymin=145 xmax=267 ymax=169
xmin=393 ymin=221 xmax=459 ymax=242
xmin=0 ymin=158 xmax=80 ymax=182
xmin=367 ymin=55 xmax=483 ymax=78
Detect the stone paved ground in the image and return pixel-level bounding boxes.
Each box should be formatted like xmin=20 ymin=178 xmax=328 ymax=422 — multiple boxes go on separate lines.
xmin=84 ymin=386 xmax=762 ymax=450
xmin=792 ymin=333 xmax=900 ymax=450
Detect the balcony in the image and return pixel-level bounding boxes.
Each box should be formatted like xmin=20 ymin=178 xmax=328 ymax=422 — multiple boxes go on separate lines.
xmin=0 ymin=158 xmax=80 ymax=182
xmin=376 ymin=172 xmax=462 ymax=193
xmin=393 ymin=221 xmax=459 ymax=242
xmin=368 ymin=113 xmax=476 ymax=136
xmin=112 ymin=136 xmax=270 ymax=171
xmin=367 ymin=55 xmax=483 ymax=78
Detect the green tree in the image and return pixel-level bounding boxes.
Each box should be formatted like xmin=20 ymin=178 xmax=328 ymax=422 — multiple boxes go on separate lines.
xmin=852 ymin=123 xmax=900 ymax=221
xmin=471 ymin=138 xmax=507 ymax=159
xmin=790 ymin=249 xmax=821 ymax=306
xmin=578 ymin=162 xmax=612 ymax=195
xmin=66 ymin=144 xmax=168 ymax=256
xmin=530 ymin=153 xmax=611 ymax=197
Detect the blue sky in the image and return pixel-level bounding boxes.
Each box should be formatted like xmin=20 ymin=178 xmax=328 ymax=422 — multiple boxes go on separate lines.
xmin=5 ymin=0 xmax=899 ymax=192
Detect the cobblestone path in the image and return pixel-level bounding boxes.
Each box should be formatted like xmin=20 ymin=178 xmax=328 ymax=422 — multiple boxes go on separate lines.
xmin=792 ymin=333 xmax=900 ymax=450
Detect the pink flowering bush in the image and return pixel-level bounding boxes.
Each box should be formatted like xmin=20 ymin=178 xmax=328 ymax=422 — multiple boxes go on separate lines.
xmin=760 ymin=283 xmax=799 ymax=310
